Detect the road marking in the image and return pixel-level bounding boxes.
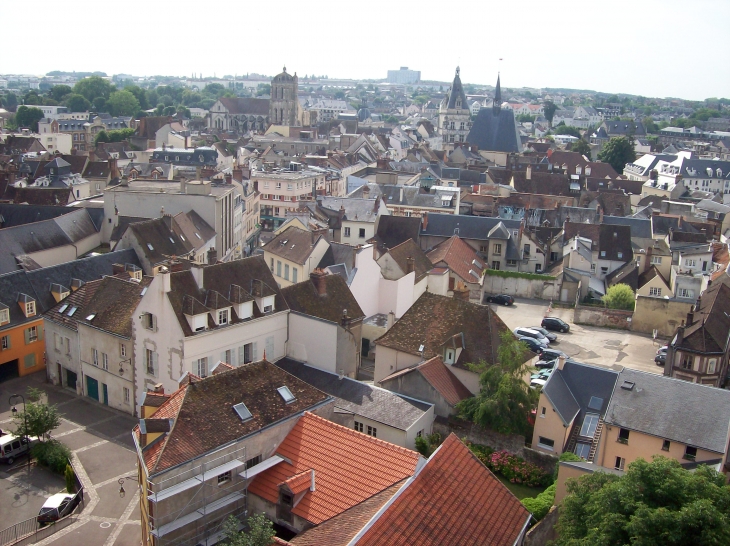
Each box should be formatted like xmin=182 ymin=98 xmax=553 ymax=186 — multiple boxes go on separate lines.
xmin=103 ymin=490 xmax=140 ymax=546
xmin=73 ymin=440 xmax=108 ymax=454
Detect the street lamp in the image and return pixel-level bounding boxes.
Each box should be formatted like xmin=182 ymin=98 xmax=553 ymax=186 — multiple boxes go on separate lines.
xmin=8 ymin=394 xmax=29 ymax=475
xmin=118 ymin=475 xmax=138 ymax=498
xmin=118 ymin=358 xmax=132 ymax=376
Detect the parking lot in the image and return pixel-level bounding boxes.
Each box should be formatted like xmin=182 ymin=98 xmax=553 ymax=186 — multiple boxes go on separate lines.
xmin=490 ymin=298 xmax=663 ymax=375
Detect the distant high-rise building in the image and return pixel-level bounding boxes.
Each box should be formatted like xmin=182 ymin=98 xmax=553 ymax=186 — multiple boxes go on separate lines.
xmin=387 ymin=67 xmax=421 ymax=84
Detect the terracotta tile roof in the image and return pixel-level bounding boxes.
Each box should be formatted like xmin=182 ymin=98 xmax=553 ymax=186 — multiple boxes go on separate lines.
xmin=382 ymin=239 xmax=433 ymax=283
xmin=247 ymin=412 xmax=419 ymax=525
xmin=356 ymin=434 xmax=531 ymax=546
xmin=289 ymin=482 xmax=405 ymax=546
xmin=138 ymin=361 xmax=330 ymax=475
xmin=426 ymin=236 xmax=485 ymax=284
xmin=283 ymin=470 xmax=313 ymax=495
xmin=374 ymin=292 xmax=528 ymax=370
xmin=417 ymin=357 xmax=473 ymax=406
xmin=512 ymin=171 xmax=574 ymax=197
xmin=676 ymin=276 xmax=730 ymax=355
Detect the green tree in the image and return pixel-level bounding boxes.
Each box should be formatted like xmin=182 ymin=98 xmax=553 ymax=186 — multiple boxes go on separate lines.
xmin=107 ymin=90 xmax=141 ymax=117
xmin=222 ymin=513 xmax=275 ymax=546
xmin=23 ymin=91 xmax=43 ymax=105
xmin=73 ymin=76 xmax=115 ymax=102
xmin=255 ymin=83 xmax=271 ymax=97
xmin=554 ymin=457 xmax=730 ymax=545
xmin=597 ymin=136 xmax=636 ymax=174
xmin=414 ymin=433 xmax=442 ymax=458
xmin=522 ymin=483 xmax=555 ymax=521
xmin=49 ymin=85 xmax=73 ymax=102
xmin=543 ymin=100 xmax=557 ymax=125
xmin=643 ymin=116 xmax=658 ymax=134
xmin=106 ymin=128 xmax=135 ymax=142
xmin=162 ymin=106 xmax=176 ymax=116
xmin=334 ymin=90 xmax=345 ymax=100
xmin=555 ymin=125 xmax=581 ymax=138
xmin=601 ymin=283 xmax=635 ymax=311
xmin=176 ymin=105 xmax=191 ymax=118
xmin=456 ymin=331 xmax=537 ymax=436
xmin=14 ymin=105 xmax=44 ymax=131
xmin=123 ymin=85 xmax=149 ymax=110
xmin=568 ymin=139 xmax=591 ymax=156
xmin=5 ymin=92 xmax=18 ymax=111
xmin=64 ymin=93 xmax=91 ymax=112
xmin=11 ymin=393 xmax=61 ymax=441
xmin=93 ymin=96 xmax=107 ymax=112
xmin=94 ymin=130 xmax=110 ymax=145
xmin=65 ymin=464 xmax=76 ymax=494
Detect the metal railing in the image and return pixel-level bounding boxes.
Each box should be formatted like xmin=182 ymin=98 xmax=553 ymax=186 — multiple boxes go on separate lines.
xmin=0 ymin=517 xmax=38 ymax=546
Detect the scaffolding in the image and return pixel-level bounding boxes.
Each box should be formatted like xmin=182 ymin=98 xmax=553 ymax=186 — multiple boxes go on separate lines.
xmin=146 ymin=444 xmax=253 ymax=546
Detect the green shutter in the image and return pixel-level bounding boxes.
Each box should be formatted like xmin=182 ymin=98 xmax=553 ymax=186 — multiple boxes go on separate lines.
xmin=24 ymin=353 xmax=36 ymax=368
xmin=37 ymin=327 xmax=43 ymax=341
xmin=24 ymin=328 xmax=30 ymax=345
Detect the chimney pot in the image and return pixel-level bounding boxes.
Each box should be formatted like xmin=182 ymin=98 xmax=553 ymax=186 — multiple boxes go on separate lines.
xmin=310 ymin=269 xmax=327 ymax=295
xmin=557 ymin=355 xmax=567 ymax=370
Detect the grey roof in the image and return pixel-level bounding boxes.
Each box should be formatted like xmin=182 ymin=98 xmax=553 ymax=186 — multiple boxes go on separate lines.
xmin=420 ymin=214 xmax=521 ymax=242
xmin=466 ymin=107 xmax=523 ymax=153
xmin=319 ymin=196 xmax=380 ymax=224
xmin=445 ymin=69 xmax=469 ymax=110
xmin=543 ymin=361 xmax=619 ymax=426
xmin=606 ymin=368 xmax=730 ymax=454
xmin=487 ymin=222 xmax=510 ymax=239
xmin=0 ymin=204 xmax=73 ymax=228
xmin=602 ymin=216 xmax=653 ymax=239
xmin=275 ymin=358 xmax=432 ymax=431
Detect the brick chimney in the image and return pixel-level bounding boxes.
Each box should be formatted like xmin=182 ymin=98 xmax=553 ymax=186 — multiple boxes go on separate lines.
xmin=207 ymin=247 xmax=218 ymax=265
xmin=310 ymin=269 xmax=327 ymax=296
xmin=422 ymin=211 xmax=429 ymax=231
xmin=557 ymin=355 xmax=567 ymax=370
xmin=453 ymin=286 xmax=470 ymax=301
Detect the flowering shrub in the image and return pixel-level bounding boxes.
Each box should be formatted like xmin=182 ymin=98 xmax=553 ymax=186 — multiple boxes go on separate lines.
xmin=467 ymin=443 xmax=551 ymax=488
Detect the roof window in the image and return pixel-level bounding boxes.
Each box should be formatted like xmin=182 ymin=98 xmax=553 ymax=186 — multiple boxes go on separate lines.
xmin=620 ymin=380 xmax=635 ymax=391
xmin=233 ymin=402 xmax=253 ymax=422
xmin=67 ymin=306 xmax=77 ymax=316
xmin=147 ymin=243 xmax=154 ymax=251
xmin=58 ymin=304 xmax=69 ymax=313
xmin=277 ymin=386 xmax=296 ymax=404
xmin=588 ymin=396 xmax=603 ymax=410
xmin=85 ymin=314 xmax=95 ymax=321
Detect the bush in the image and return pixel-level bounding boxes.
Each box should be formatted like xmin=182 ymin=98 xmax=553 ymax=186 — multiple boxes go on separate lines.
xmin=32 ymin=440 xmax=71 ymax=474
xmin=468 ymin=444 xmax=551 ymax=488
xmin=602 ymin=283 xmax=635 ymax=311
xmin=484 ymin=269 xmax=554 ymax=281
xmin=521 ymin=483 xmax=556 ymax=521
xmin=414 ymin=433 xmax=442 ymax=458
xmin=65 ymin=464 xmax=76 ymax=494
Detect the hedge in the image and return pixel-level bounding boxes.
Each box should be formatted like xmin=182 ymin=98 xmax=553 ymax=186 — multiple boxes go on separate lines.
xmin=521 ymin=483 xmax=556 ymax=520
xmin=483 ymin=269 xmax=555 ymax=281
xmin=32 ymin=440 xmax=72 ymax=474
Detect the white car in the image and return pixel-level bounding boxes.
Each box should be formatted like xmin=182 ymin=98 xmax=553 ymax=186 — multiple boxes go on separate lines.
xmin=513 ymin=327 xmax=550 ymax=347
xmin=530 ymin=377 xmax=548 ymax=389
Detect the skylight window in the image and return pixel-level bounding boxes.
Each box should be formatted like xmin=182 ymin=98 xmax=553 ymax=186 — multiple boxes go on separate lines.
xmin=277 ymin=386 xmax=295 ymax=404
xmin=58 ymin=304 xmax=68 ymax=313
xmin=169 ymin=237 xmax=175 ymax=244
xmin=67 ymin=306 xmax=77 ymax=316
xmin=195 ymin=232 xmax=201 ymax=239
xmin=147 ymin=243 xmax=154 ymax=251
xmin=180 ymin=234 xmax=186 ymax=241
xmin=588 ymin=396 xmax=603 ymax=411
xmin=140 ymin=287 xmax=148 ymax=296
xmin=85 ymin=314 xmax=95 ymax=321
xmin=233 ymin=402 xmax=253 ymax=422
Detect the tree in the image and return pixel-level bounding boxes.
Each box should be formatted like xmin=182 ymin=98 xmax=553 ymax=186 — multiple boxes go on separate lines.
xmin=64 ymin=94 xmax=91 ymax=112
xmin=106 ymin=128 xmax=135 ymax=142
xmin=554 ymin=457 xmax=730 ymax=545
xmin=123 ymin=85 xmax=148 ymax=110
xmin=555 ymin=125 xmax=581 ymax=138
xmin=456 ymin=331 xmax=538 ymax=436
xmin=414 ymin=433 xmax=442 ymax=458
xmin=11 ymin=393 xmax=61 ymax=441
xmin=14 ymin=105 xmax=44 ymax=131
xmin=543 ymin=100 xmax=557 ymax=125
xmin=255 ymin=83 xmax=271 ymax=97
xmin=49 ymin=85 xmax=73 ymax=102
xmin=4 ymin=92 xmax=18 ymax=111
xmin=73 ymin=76 xmax=114 ymax=102
xmin=643 ymin=116 xmax=658 ymax=134
xmin=222 ymin=513 xmax=275 ymax=546
xmin=597 ymin=136 xmax=636 ymax=174
xmin=94 ymin=130 xmax=110 ymax=145
xmin=92 ymin=97 xmax=107 ymax=112
xmin=334 ymin=90 xmax=345 ymax=100
xmin=569 ymin=139 xmax=591 ymax=156
xmin=601 ymin=283 xmax=635 ymax=311
xmin=107 ymin=90 xmax=141 ymax=117
xmin=162 ymin=106 xmax=176 ymax=116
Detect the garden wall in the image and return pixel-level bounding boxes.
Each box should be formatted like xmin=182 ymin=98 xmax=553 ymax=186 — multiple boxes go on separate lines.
xmin=573 ymin=305 xmax=633 ymax=330
xmin=433 ymin=417 xmax=524 ymax=454
xmin=524 ymin=506 xmax=560 ymax=546
xmin=482 ymin=273 xmax=559 ymax=301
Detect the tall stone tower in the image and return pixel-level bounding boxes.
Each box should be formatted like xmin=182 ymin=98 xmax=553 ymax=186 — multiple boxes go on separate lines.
xmin=269 ymin=66 xmax=299 ymax=126
xmin=438 ymin=67 xmax=472 ymax=151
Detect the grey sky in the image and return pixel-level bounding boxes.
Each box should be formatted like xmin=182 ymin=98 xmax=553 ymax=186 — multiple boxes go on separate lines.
xmin=4 ymin=0 xmax=729 ymax=101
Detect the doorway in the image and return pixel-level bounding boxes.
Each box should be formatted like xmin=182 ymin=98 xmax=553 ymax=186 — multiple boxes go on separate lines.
xmin=66 ymin=369 xmax=77 ymax=392
xmin=0 ymin=359 xmax=19 ymax=383
xmin=86 ymin=376 xmax=99 ymax=401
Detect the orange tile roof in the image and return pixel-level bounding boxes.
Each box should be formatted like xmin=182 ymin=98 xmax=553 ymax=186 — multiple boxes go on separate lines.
xmin=417 ymin=357 xmax=473 ymax=406
xmin=283 ymin=470 xmax=313 ymax=495
xmin=357 ymin=434 xmax=531 ymax=545
xmin=248 ymin=412 xmax=419 ymax=525
xmin=426 ymin=236 xmax=484 ymax=284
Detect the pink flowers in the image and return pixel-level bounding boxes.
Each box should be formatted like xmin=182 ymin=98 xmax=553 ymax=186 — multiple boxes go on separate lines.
xmin=482 ymin=449 xmax=550 ymax=487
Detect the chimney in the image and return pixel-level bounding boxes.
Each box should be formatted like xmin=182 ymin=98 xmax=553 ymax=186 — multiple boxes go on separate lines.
xmin=207 ymin=247 xmax=218 ymax=265
xmin=310 ymin=269 xmax=327 ymax=296
xmin=112 ymin=263 xmax=125 ymax=275
xmin=422 ymin=211 xmax=428 ymax=231
xmin=399 ymin=186 xmax=404 ymax=203
xmin=153 ymin=383 xmax=164 ymax=394
xmin=341 ymin=309 xmax=349 ymax=327
xmin=598 ymin=205 xmax=604 ymax=223
xmin=526 ymin=165 xmax=532 ymax=180
xmin=160 ymin=265 xmax=171 ymax=293
xmin=386 ymin=310 xmax=395 ymax=330
xmin=224 ymin=173 xmax=232 ymax=185
xmin=373 ymin=197 xmax=380 ymax=213
xmin=169 ymin=259 xmax=184 ymax=272
xmin=686 ymin=308 xmax=694 ymax=325
xmin=557 ymin=355 xmax=567 ymax=370
xmin=362 ymin=185 xmax=370 ymax=198
xmin=406 ymin=256 xmax=415 ymax=274
xmin=453 ymin=286 xmax=470 ymax=301
xmin=310 ymin=469 xmax=316 ymax=492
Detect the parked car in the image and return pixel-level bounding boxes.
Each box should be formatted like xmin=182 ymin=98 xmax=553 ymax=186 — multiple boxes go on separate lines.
xmin=656 ymin=345 xmax=668 ymax=356
xmin=540 ymin=348 xmax=568 ymax=362
xmin=0 ymin=434 xmax=36 ymax=465
xmin=37 ymin=493 xmax=81 ymax=523
xmin=529 ymin=326 xmax=558 ymax=342
xmin=655 ymin=353 xmax=666 ymax=366
xmin=513 ymin=327 xmax=550 ymax=346
xmin=518 ymin=337 xmax=544 ymax=355
xmin=530 ymin=377 xmax=547 ymax=389
xmin=485 ymin=294 xmax=514 ymax=306
xmin=541 ymin=317 xmax=570 ymax=333
xmin=535 ymin=359 xmax=557 ymax=370
xmin=531 ymin=369 xmax=553 ymax=381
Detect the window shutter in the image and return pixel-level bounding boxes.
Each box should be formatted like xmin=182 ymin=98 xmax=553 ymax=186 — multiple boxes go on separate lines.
xmin=252 ymin=342 xmax=258 ymax=362
xmin=24 ymin=328 xmax=30 ymax=345
xmin=38 ymin=327 xmax=43 ymax=341
xmin=266 ymin=336 xmax=274 ymax=360
xmin=24 ymin=353 xmax=36 ymax=369
xmin=220 ymin=352 xmax=227 ymax=365
xmin=238 ymin=346 xmax=245 ymax=365
xmin=153 ymin=352 xmax=158 ymax=377
xmin=152 ymin=315 xmax=158 ymax=332
xmin=6 ymin=336 xmax=11 ymax=349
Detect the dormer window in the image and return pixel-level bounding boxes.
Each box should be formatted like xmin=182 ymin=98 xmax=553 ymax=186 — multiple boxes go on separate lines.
xmin=25 ymin=301 xmax=36 ymax=317
xmin=0 ymin=306 xmax=9 ymax=325
xmin=444 ymin=348 xmax=455 ymax=364
xmin=218 ymin=309 xmax=229 ymax=325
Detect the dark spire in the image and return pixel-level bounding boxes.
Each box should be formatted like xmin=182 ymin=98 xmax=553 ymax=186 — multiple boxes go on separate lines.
xmin=493 ymin=73 xmax=502 ymax=114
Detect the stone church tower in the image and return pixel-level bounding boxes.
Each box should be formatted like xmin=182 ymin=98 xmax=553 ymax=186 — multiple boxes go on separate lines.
xmin=269 ymin=66 xmax=300 ymax=126
xmin=438 ymin=67 xmax=472 ymax=151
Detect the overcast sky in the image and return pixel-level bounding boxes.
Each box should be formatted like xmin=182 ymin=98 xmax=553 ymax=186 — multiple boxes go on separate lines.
xmin=4 ymin=0 xmax=729 ymax=101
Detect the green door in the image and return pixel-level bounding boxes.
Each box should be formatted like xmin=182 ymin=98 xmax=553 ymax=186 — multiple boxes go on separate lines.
xmin=102 ymin=383 xmax=108 ymax=405
xmin=86 ymin=376 xmax=99 ymax=401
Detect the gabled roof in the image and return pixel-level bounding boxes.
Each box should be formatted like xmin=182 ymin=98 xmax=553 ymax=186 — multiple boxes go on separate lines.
xmin=122 ymin=216 xmax=197 ymax=265
xmin=420 ymin=214 xmax=521 ymax=242
xmin=605 ymin=368 xmax=730 ymax=454
xmin=381 ymin=356 xmax=472 ymax=407
xmin=598 ymin=224 xmax=632 ymax=262
xmin=382 ymin=239 xmax=433 ymax=283
xmin=138 ymin=361 xmax=330 ymax=475
xmin=248 ymin=412 xmax=420 ymax=525
xmin=675 ymin=276 xmax=730 ymax=354
xmin=466 ymin=107 xmax=522 ymax=153
xmin=264 ymin=227 xmax=327 ymax=265
xmin=605 ymin=260 xmax=638 ymax=291
xmin=319 ymin=197 xmax=380 ymax=224
xmin=281 ymin=274 xmax=364 ymax=323
xmin=602 ymin=216 xmax=652 ymax=239
xmin=370 ymin=216 xmax=421 ymax=250
xmin=375 ymin=292 xmax=527 ymax=370
xmin=355 ymin=434 xmax=531 ymax=546
xmin=638 ymin=265 xmax=669 ymax=289
xmin=426 ymin=236 xmax=485 ymax=283
xmin=275 ymin=358 xmax=432 ymax=432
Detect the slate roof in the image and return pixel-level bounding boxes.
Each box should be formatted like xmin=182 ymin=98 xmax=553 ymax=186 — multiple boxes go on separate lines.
xmin=4 ymin=186 xmax=74 ymax=206
xmin=548 ymin=151 xmax=621 ymax=179
xmin=466 ymin=107 xmax=522 ymax=153
xmin=82 ymin=161 xmax=110 ymax=179
xmin=381 ymin=356 xmax=472 ymax=407
xmin=445 ymin=69 xmax=469 ymax=110
xmin=606 ymin=368 xmax=730 ymax=454
xmin=675 ymin=277 xmax=730 ymax=355
xmin=605 ymin=260 xmax=639 ymax=291
xmin=426 ymin=236 xmax=484 ymax=283
xmin=264 ymin=227 xmax=326 ymax=265
xmin=375 ymin=292 xmax=528 ymax=370
xmin=319 ymin=197 xmax=380 ymax=224
xmin=370 ymin=215 xmax=421 ymax=250
xmin=384 ymin=239 xmax=433 ymax=283
xmin=281 ymin=274 xmax=364 ymax=323
xmin=356 ymin=434 xmax=531 ymax=546
xmin=0 ymin=204 xmax=73 ymax=227
xmin=603 ymin=120 xmax=646 ymax=137
xmin=512 ymin=171 xmax=573 ymax=196
xmin=217 ymin=97 xmax=270 ymax=116
xmin=602 ymin=216 xmax=653 ymax=239
xmin=638 ymin=265 xmax=669 ymax=290
xmin=248 ymin=412 xmax=420 ymax=525
xmin=420 ymin=214 xmax=521 ymax=242
xmin=122 ymin=216 xmax=197 ymax=264
xmin=137 ymin=361 xmax=331 ymax=475
xmin=598 ymin=224 xmax=632 ymax=262
xmin=275 ymin=359 xmax=432 ymax=432
xmin=543 ymin=360 xmax=619 ymax=426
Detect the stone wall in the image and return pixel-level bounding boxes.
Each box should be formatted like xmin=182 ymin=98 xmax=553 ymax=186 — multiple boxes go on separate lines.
xmin=524 ymin=506 xmax=560 ymax=546
xmin=523 ymin=447 xmax=560 ymax=474
xmin=632 ymin=295 xmax=692 ymax=338
xmin=482 ymin=274 xmax=559 ymax=301
xmin=573 ymin=305 xmax=633 ymax=330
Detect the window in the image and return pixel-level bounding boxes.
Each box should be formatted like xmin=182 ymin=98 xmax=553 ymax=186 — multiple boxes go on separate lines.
xmin=684 ymin=446 xmax=697 ymax=460
xmin=102 ymin=353 xmax=108 ymax=371
xmin=292 ymin=268 xmax=298 ymax=283
xmin=591 ymin=264 xmax=596 ymax=272
xmin=359 ymin=228 xmax=366 ymax=238
xmin=142 ymin=313 xmax=156 ymax=331
xmin=600 ymin=251 xmax=606 ymax=257
xmin=26 ymin=326 xmax=38 ymax=344
xmin=524 ymin=244 xmax=530 ymax=256
xmin=26 ymin=301 xmax=36 ymax=316
xmin=615 ymin=456 xmax=625 ymax=471
xmin=535 ymin=263 xmax=542 ymax=272
xmin=217 ymin=471 xmax=231 ymax=485
xmin=120 ymin=344 xmax=126 ymax=357
xmin=277 ymin=261 xmax=282 ymax=277
xmin=678 ymin=288 xmax=694 ymax=299
xmin=284 ymin=264 xmax=289 ymax=281
xmin=344 ymin=227 xmax=351 ymax=237
xmin=618 ymin=428 xmax=630 ymax=444
xmin=537 ymin=437 xmax=555 ymax=450
xmin=574 ymin=443 xmax=591 ymax=459
xmin=245 ymin=455 xmax=262 ymax=469
xmin=708 ymin=358 xmax=717 ymax=374
xmin=195 ymin=357 xmax=208 ymax=378
xmin=354 ymin=421 xmax=364 ymax=433
xmin=617 ymin=252 xmax=623 ymax=259
xmin=65 ymin=337 xmax=70 ymax=355
xmin=0 ymin=308 xmax=8 ymax=324
xmin=493 ymin=244 xmax=502 ymax=256
xmin=218 ymin=309 xmax=229 ymax=325
xmin=92 ymin=348 xmax=99 ymax=366
xmin=601 ymin=267 xmax=608 ymax=274
xmin=507 ymin=259 xmax=517 ymax=266
xmin=649 ymin=287 xmax=661 ymax=296
xmin=492 ymin=261 xmax=500 ymax=270
xmin=685 ymin=259 xmax=697 ymax=267
xmin=2 ymin=335 xmax=10 ymax=350
xmin=662 ymin=440 xmax=670 ymax=451
xmin=146 ymin=349 xmax=157 ymax=376
xmin=270 ymin=258 xmax=274 ymax=271
xmin=366 ymin=425 xmax=377 ymax=437
xmin=480 ymin=245 xmax=488 ymax=253
xmin=540 ymin=407 xmax=546 ymax=418
xmin=580 ymin=414 xmax=600 ymax=438
xmin=681 ymin=353 xmax=694 ymax=370
xmin=651 ymin=256 xmax=663 ymax=264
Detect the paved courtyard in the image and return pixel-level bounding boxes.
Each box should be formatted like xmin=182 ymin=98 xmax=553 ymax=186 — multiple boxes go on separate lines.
xmin=0 ymin=373 xmax=141 ymax=546
xmin=491 ymin=297 xmax=664 ymax=375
